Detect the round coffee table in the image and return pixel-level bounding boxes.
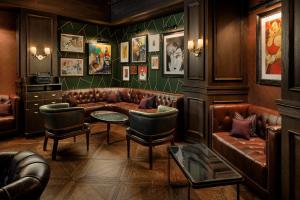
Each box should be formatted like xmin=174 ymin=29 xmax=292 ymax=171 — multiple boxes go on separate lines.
xmin=90 ymin=111 xmax=129 ymax=144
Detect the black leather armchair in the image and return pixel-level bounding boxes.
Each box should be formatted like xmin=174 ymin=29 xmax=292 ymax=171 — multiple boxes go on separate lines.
xmin=39 ymin=103 xmax=90 ymax=160
xmin=127 ymin=105 xmax=178 ymax=169
xmin=0 ymin=151 xmax=50 ymax=200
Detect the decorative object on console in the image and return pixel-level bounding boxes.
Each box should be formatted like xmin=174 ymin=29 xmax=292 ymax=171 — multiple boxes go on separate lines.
xmin=148 ymin=34 xmax=160 ymax=52
xmin=257 ymin=7 xmax=282 ymax=86
xmin=151 ymin=55 xmax=159 ymax=69
xmin=122 ymin=66 xmax=130 ymax=81
xmin=33 ymin=72 xmax=51 ymax=84
xmin=60 ymin=33 xmax=84 ymax=53
xmin=138 ymin=65 xmax=147 ymax=81
xmin=130 ymin=65 xmax=137 ymax=75
xmin=163 ymin=31 xmax=184 ymax=76
xmin=120 ymin=41 xmax=129 ymax=63
xmin=30 ymin=46 xmax=51 ymax=61
xmin=60 ymin=58 xmax=84 ymax=76
xmin=132 ymin=35 xmax=147 ymax=63
xmin=88 ymin=43 xmax=112 ymax=75
xmin=187 ymin=38 xmax=203 ymax=57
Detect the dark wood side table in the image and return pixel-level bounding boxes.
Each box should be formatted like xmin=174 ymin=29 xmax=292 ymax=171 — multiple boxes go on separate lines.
xmin=168 ymin=143 xmax=243 ymax=200
xmin=90 ymin=111 xmax=128 ymax=144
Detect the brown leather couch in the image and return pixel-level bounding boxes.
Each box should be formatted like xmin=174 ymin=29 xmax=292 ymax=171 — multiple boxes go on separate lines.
xmin=210 ymin=103 xmax=281 ymax=200
xmin=63 ymin=87 xmax=184 ymax=137
xmin=0 ymin=95 xmax=20 ymax=136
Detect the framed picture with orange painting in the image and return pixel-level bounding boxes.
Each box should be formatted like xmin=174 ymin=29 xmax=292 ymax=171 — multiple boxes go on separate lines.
xmin=256 ymin=7 xmax=282 ymax=86
xmin=138 ymin=66 xmax=147 ymax=81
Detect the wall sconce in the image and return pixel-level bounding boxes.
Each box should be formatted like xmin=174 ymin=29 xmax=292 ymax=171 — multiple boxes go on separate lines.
xmin=187 ymin=38 xmax=203 ymax=57
xmin=30 ymin=47 xmax=51 ymax=60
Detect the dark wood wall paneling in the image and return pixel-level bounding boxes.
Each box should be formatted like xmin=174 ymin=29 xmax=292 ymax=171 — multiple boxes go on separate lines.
xmin=20 ymin=10 xmax=57 ymax=77
xmin=277 ymin=0 xmax=300 ymax=199
xmin=183 ymin=0 xmax=248 ymax=145
xmin=111 ymin=0 xmax=184 ymax=25
xmin=0 ymin=0 xmax=110 ymax=24
xmin=0 ymin=10 xmax=18 ymax=94
xmin=247 ymin=3 xmax=281 ymax=110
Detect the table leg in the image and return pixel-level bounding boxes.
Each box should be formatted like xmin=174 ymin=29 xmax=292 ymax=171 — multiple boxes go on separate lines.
xmin=168 ymin=151 xmax=171 ymax=185
xmin=107 ymin=122 xmax=111 ymax=144
xmin=188 ymin=182 xmax=191 ymax=200
xmin=237 ymin=184 xmax=240 ymax=200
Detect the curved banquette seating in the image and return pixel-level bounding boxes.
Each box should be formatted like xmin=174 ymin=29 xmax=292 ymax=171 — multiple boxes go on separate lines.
xmin=63 ymin=87 xmax=184 ymax=138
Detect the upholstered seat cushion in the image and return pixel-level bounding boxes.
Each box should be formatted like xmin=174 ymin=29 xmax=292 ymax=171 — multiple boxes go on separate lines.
xmin=212 ymin=132 xmax=267 ymax=187
xmin=0 ymin=115 xmax=15 ymax=131
xmin=78 ymin=102 xmax=107 ymax=116
xmin=112 ymin=102 xmax=157 ymax=114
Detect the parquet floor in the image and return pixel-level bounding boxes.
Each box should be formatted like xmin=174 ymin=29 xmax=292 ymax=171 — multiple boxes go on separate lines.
xmin=0 ymin=123 xmax=262 ymax=200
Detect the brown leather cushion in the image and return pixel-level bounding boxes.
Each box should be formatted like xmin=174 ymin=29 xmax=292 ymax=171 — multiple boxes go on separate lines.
xmin=212 ymin=132 xmax=267 ymax=188
xmin=0 ymin=115 xmax=15 ymax=131
xmin=77 ymin=102 xmax=106 ymax=116
xmin=112 ymin=102 xmax=157 ymax=115
xmin=107 ymin=92 xmax=120 ymax=103
xmin=0 ymin=104 xmax=11 ymax=116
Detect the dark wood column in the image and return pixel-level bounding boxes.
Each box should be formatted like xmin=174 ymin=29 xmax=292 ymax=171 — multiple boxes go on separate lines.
xmin=277 ymin=0 xmax=300 ymax=199
xmin=183 ymin=0 xmax=248 ymax=145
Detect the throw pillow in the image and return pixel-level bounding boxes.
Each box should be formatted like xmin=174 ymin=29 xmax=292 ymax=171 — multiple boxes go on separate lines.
xmin=0 ymin=103 xmax=11 ymax=116
xmin=231 ymin=119 xmax=252 ymax=140
xmin=68 ymin=96 xmax=77 ymax=107
xmin=234 ymin=112 xmax=257 ymax=136
xmin=119 ymin=90 xmax=131 ymax=102
xmin=107 ymin=92 xmax=120 ymax=103
xmin=138 ymin=96 xmax=156 ymax=109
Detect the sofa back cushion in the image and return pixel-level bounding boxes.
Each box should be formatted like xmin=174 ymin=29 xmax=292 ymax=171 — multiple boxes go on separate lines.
xmin=64 ymin=89 xmax=95 ymax=104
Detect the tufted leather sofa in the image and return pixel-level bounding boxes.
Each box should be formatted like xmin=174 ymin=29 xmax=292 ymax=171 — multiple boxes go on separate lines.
xmin=210 ymin=103 xmax=281 ymax=199
xmin=63 ymin=88 xmax=184 ymax=138
xmin=0 ymin=151 xmax=50 ymax=200
xmin=0 ymin=95 xmax=20 ymax=136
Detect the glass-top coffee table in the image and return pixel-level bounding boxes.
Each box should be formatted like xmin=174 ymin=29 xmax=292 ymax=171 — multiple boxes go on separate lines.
xmin=90 ymin=111 xmax=129 ymax=144
xmin=168 ymin=143 xmax=243 ymax=200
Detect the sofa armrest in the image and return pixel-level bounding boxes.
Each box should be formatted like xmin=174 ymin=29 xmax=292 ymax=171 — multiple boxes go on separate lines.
xmin=266 ymin=125 xmax=281 ymax=198
xmin=9 ymin=95 xmax=20 ymax=130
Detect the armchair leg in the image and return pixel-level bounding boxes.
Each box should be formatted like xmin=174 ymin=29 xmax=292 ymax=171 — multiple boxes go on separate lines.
xmin=149 ymin=145 xmax=153 ymax=170
xmin=52 ymin=139 xmax=59 ymax=160
xmin=127 ymin=136 xmax=130 ymax=159
xmin=86 ymin=133 xmax=90 ymax=152
xmin=43 ymin=134 xmax=49 ymax=151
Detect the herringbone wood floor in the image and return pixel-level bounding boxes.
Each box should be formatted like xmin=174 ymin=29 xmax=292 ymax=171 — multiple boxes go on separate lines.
xmin=0 ymin=123 xmax=262 ymax=200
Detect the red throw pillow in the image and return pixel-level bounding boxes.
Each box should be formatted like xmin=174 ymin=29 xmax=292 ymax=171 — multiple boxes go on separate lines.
xmin=231 ymin=119 xmax=251 ymax=140
xmin=0 ymin=103 xmax=11 ymax=116
xmin=107 ymin=92 xmax=120 ymax=103
xmin=234 ymin=112 xmax=257 ymax=136
xmin=138 ymin=96 xmax=156 ymax=109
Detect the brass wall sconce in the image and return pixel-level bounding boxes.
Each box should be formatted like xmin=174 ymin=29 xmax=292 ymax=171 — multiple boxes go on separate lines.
xmin=187 ymin=38 xmax=203 ymax=57
xmin=30 ymin=47 xmax=51 ymax=60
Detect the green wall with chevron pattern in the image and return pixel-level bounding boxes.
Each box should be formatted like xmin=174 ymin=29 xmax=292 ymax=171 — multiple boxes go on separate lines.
xmin=58 ymin=12 xmax=184 ymax=93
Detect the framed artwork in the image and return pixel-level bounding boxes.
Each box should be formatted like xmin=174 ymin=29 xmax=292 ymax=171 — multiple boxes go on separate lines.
xmin=138 ymin=65 xmax=147 ymax=81
xmin=60 ymin=58 xmax=84 ymax=76
xmin=163 ymin=31 xmax=184 ymax=76
xmin=130 ymin=65 xmax=137 ymax=75
xmin=60 ymin=34 xmax=84 ymax=53
xmin=120 ymin=41 xmax=129 ymax=63
xmin=88 ymin=43 xmax=112 ymax=75
xmin=148 ymin=34 xmax=160 ymax=52
xmin=257 ymin=7 xmax=282 ymax=86
xmin=122 ymin=66 xmax=130 ymax=81
xmin=131 ymin=35 xmax=147 ymax=63
xmin=151 ymin=55 xmax=159 ymax=69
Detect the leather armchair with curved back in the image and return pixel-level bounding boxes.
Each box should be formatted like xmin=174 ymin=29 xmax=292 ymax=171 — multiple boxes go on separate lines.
xmin=39 ymin=103 xmax=90 ymax=160
xmin=127 ymin=105 xmax=178 ymax=169
xmin=0 ymin=151 xmax=50 ymax=200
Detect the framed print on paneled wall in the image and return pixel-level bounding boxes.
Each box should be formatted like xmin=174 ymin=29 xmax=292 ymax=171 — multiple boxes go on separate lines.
xmin=131 ymin=35 xmax=147 ymax=63
xmin=163 ymin=31 xmax=184 ymax=77
xmin=60 ymin=33 xmax=84 ymax=53
xmin=60 ymin=58 xmax=84 ymax=76
xmin=88 ymin=43 xmax=112 ymax=75
xmin=120 ymin=41 xmax=129 ymax=63
xmin=122 ymin=66 xmax=130 ymax=81
xmin=256 ymin=7 xmax=282 ymax=86
xmin=148 ymin=34 xmax=160 ymax=52
xmin=130 ymin=65 xmax=137 ymax=75
xmin=138 ymin=65 xmax=147 ymax=81
xmin=151 ymin=55 xmax=159 ymax=69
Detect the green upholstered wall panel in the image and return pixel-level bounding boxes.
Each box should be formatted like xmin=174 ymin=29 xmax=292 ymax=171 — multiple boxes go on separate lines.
xmin=57 ymin=12 xmax=184 ymax=93
xmin=114 ymin=12 xmax=184 ymax=93
xmin=58 ymin=19 xmax=118 ymax=90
